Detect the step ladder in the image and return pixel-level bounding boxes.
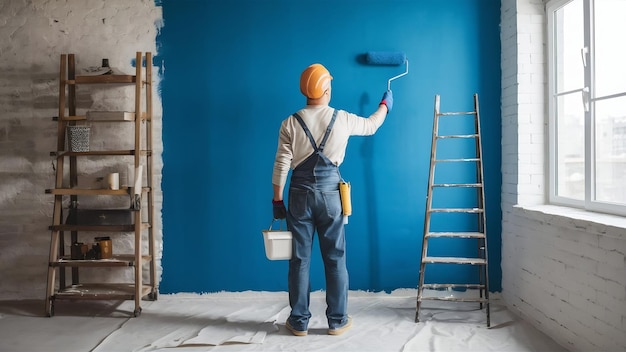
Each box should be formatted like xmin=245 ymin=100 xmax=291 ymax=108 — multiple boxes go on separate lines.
xmin=415 ymin=93 xmax=490 ymax=327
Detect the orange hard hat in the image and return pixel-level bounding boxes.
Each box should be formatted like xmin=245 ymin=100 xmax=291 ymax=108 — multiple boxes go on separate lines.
xmin=300 ymin=63 xmax=333 ymax=99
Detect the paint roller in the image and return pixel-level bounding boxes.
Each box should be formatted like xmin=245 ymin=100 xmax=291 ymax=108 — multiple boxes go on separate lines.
xmin=364 ymin=51 xmax=409 ymax=91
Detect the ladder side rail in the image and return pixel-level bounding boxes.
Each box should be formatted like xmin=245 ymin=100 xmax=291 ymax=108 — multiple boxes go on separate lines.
xmin=57 ymin=55 xmax=69 ymax=289
xmin=427 ymin=94 xmax=441 ymax=225
xmin=46 ymin=54 xmax=69 ymax=316
xmin=472 ymin=94 xmax=486 ymax=305
xmin=133 ymin=52 xmax=144 ymax=316
xmin=473 ymin=96 xmax=487 ymax=262
xmin=416 ymin=94 xmax=441 ymax=322
xmin=145 ymin=52 xmax=157 ymax=298
xmin=67 ymin=54 xmax=80 ymax=285
xmin=474 ymin=93 xmax=490 ymax=326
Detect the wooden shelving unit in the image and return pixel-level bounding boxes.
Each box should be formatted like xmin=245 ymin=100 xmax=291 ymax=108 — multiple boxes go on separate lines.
xmin=44 ymin=52 xmax=157 ymax=317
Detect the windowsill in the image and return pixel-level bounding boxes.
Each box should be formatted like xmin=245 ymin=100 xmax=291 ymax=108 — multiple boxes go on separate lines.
xmin=513 ymin=204 xmax=626 ymax=239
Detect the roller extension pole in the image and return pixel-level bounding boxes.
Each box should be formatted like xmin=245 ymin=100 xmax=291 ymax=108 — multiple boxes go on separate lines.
xmin=387 ymin=60 xmax=408 ymax=91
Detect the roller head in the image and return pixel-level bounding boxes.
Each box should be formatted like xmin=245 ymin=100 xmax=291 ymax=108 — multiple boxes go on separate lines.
xmin=365 ymin=51 xmax=406 ymax=66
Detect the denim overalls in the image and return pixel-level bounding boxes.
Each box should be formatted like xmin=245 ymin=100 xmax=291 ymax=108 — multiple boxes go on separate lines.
xmin=286 ymin=109 xmax=350 ymax=331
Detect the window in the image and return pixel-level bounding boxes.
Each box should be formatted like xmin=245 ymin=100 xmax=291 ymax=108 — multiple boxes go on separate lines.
xmin=547 ymin=0 xmax=626 ymax=215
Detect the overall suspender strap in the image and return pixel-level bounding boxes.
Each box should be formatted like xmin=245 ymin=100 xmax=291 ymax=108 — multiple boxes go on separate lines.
xmin=292 ymin=109 xmax=338 ymax=152
xmin=318 ymin=109 xmax=338 ymax=152
xmin=292 ymin=112 xmax=317 ymax=151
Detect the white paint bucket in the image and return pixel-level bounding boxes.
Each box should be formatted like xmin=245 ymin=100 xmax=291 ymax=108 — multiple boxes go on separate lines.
xmin=262 ymin=220 xmax=292 ymax=260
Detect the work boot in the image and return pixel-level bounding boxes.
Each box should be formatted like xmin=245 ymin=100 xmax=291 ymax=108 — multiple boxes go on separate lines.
xmin=328 ymin=316 xmax=352 ymax=335
xmin=286 ymin=320 xmax=307 ymax=336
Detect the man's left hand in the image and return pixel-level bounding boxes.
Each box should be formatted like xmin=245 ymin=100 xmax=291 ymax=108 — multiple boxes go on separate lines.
xmin=272 ymin=200 xmax=287 ymax=219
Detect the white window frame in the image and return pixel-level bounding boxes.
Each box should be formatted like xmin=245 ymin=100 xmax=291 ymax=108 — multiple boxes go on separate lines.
xmin=547 ymin=0 xmax=626 ymax=216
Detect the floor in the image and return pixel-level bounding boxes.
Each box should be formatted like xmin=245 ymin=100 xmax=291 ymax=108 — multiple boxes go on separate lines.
xmin=0 ymin=289 xmax=568 ymax=352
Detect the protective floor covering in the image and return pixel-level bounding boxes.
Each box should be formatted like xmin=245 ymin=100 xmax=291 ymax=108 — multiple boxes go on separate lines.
xmin=0 ymin=289 xmax=568 ymax=352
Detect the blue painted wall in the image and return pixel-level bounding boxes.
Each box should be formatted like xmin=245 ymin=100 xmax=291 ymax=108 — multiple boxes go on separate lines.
xmin=157 ymin=0 xmax=502 ymax=293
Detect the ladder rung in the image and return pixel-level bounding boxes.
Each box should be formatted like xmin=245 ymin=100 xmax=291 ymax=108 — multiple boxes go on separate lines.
xmin=422 ymin=256 xmax=486 ymax=265
xmin=418 ymin=296 xmax=488 ymax=303
xmin=436 ymin=134 xmax=478 ymax=139
xmin=434 ymin=158 xmax=480 ymax=163
xmin=426 ymin=232 xmax=485 ymax=239
xmin=432 ymin=183 xmax=482 ymax=188
xmin=429 ymin=208 xmax=483 ymax=213
xmin=437 ymin=111 xmax=476 ymax=116
xmin=420 ymin=283 xmax=486 ymax=290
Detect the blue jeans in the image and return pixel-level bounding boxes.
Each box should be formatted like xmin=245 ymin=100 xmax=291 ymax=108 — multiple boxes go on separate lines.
xmin=286 ymin=186 xmax=349 ymax=330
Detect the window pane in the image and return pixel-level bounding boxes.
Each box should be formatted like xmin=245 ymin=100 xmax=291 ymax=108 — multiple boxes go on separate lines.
xmin=594 ymin=95 xmax=626 ymax=204
xmin=594 ymin=0 xmax=626 ymax=97
xmin=556 ymin=93 xmax=585 ymax=200
xmin=554 ymin=0 xmax=584 ymax=93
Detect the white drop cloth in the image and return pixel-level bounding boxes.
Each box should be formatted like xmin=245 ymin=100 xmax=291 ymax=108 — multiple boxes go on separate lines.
xmin=0 ymin=290 xmax=567 ymax=352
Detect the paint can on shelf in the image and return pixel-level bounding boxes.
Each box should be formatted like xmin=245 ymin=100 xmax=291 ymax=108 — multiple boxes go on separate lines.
xmin=95 ymin=236 xmax=112 ymax=259
xmin=107 ymin=173 xmax=120 ymax=190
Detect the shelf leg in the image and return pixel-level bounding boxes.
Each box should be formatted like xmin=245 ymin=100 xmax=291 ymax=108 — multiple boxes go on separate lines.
xmin=45 ymin=230 xmax=60 ymax=317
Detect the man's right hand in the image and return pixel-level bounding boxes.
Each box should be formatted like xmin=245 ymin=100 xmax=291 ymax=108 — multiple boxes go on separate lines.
xmin=380 ymin=90 xmax=393 ymax=112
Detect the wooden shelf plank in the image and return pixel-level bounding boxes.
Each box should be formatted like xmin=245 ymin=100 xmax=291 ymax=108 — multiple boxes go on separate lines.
xmin=51 ymin=150 xmax=135 ymax=157
xmin=50 ymin=150 xmax=151 ymax=157
xmin=54 ymin=113 xmax=145 ymax=122
xmin=46 ymin=187 xmax=150 ymax=195
xmin=71 ymin=75 xmax=136 ymax=84
xmin=52 ymin=255 xmax=152 ymax=267
xmin=53 ymin=283 xmax=153 ymax=300
xmin=49 ymin=223 xmax=150 ymax=232
xmin=46 ymin=188 xmax=130 ymax=196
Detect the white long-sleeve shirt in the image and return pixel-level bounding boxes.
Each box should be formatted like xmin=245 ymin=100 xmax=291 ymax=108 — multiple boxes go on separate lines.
xmin=272 ymin=104 xmax=387 ymax=187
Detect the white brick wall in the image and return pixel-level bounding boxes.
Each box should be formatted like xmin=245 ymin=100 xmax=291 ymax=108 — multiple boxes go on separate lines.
xmin=0 ymin=0 xmax=163 ymax=300
xmin=501 ymin=1 xmax=626 ymax=350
